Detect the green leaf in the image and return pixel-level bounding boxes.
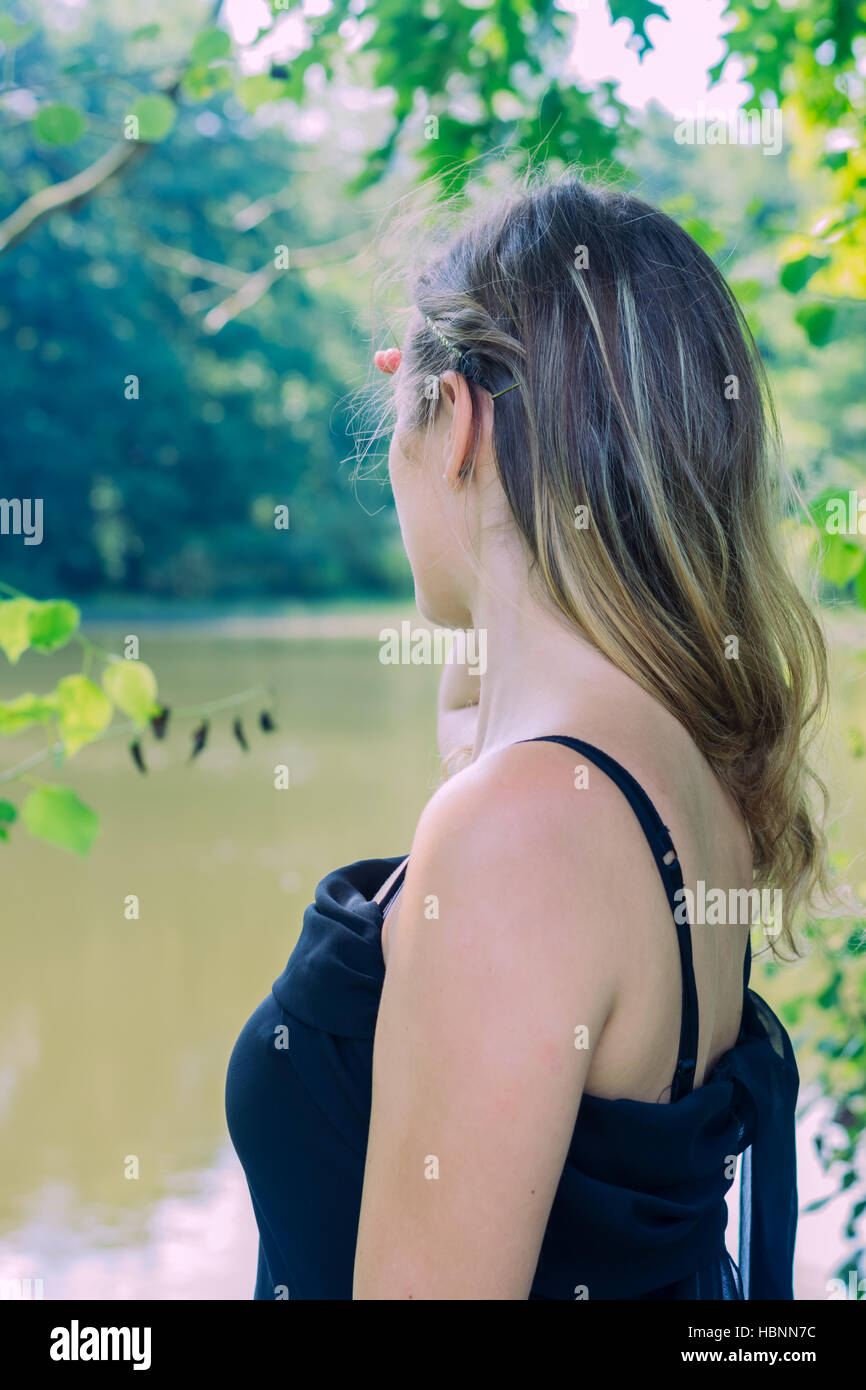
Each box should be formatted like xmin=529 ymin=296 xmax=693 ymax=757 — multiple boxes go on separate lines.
xmin=780 ymin=254 xmax=829 ymax=294
xmin=181 ymin=63 xmax=233 ymax=101
xmin=0 ymin=800 xmax=17 ymax=824
xmin=679 ymin=217 xmax=724 ymax=258
xmin=236 ymin=75 xmax=287 ymax=112
xmin=806 ymin=484 xmax=853 ymax=529
xmin=128 ymin=94 xmax=177 ymax=142
xmin=817 ymin=534 xmax=865 ymax=588
xmin=34 ymin=103 xmax=86 ymax=145
xmin=0 ymin=692 xmax=58 ymax=736
xmin=55 ymin=674 xmax=113 ymax=756
xmin=0 ymin=597 xmax=36 ymax=664
xmin=21 ymin=784 xmax=99 ymax=856
xmin=102 ymin=659 xmax=159 ymax=725
xmin=191 ymin=27 xmax=231 ymax=65
xmin=817 ymin=971 xmax=843 ymax=1012
xmin=607 ymin=1 xmax=670 ymax=56
xmin=795 ymin=302 xmax=836 ymax=347
xmin=0 ymin=16 xmax=35 ymax=49
xmin=729 ymin=278 xmax=762 ymax=304
xmin=131 ymin=23 xmax=161 ymax=41
xmin=802 ymin=1194 xmax=833 ymax=1214
xmin=855 ymin=561 xmax=866 ymax=610
xmin=27 ymin=599 xmax=80 ymax=653
xmin=845 ymin=725 xmax=865 ymax=758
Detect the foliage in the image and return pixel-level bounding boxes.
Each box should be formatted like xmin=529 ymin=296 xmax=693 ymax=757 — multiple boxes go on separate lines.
xmin=1 ymin=2 xmax=864 ymax=601
xmin=0 ymin=585 xmax=276 ymax=854
xmin=769 ymin=902 xmax=866 ymax=1284
xmin=714 ymin=0 xmax=866 ymax=318
xmin=1 ymin=0 xmax=864 ymax=1280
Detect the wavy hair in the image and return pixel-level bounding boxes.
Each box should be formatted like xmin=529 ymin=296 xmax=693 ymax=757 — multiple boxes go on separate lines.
xmin=368 ymin=171 xmax=833 ymax=959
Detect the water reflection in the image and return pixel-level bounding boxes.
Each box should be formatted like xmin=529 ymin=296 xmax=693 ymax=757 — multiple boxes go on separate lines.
xmin=0 ymin=1146 xmax=257 ymax=1300
xmin=1 ymin=624 xmax=863 ymax=1299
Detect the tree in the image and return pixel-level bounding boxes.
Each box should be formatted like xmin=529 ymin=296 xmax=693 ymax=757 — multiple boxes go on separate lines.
xmin=2 ymin=0 xmax=864 ymax=1283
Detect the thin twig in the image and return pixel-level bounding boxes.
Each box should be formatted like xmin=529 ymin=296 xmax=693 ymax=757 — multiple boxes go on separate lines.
xmin=0 ymin=141 xmax=152 ymax=254
xmin=201 ymin=229 xmax=370 ymax=333
xmin=0 ymin=685 xmax=268 ymax=787
xmin=0 ymin=0 xmax=226 ymax=256
xmin=143 ymin=234 xmax=250 ymax=289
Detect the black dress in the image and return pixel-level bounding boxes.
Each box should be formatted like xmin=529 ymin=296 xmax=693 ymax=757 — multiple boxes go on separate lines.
xmin=225 ymin=734 xmax=799 ymax=1299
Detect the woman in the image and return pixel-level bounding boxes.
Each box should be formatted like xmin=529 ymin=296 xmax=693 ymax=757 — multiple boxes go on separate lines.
xmin=225 ymin=175 xmax=830 ymax=1300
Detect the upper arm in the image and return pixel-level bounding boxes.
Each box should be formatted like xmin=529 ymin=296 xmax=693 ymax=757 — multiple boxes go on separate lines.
xmin=353 ymin=747 xmax=620 ymax=1300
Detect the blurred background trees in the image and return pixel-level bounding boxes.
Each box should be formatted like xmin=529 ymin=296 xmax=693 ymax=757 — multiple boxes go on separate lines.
xmin=1 ymin=0 xmax=863 ymax=605
xmin=1 ymin=0 xmax=865 ymax=1290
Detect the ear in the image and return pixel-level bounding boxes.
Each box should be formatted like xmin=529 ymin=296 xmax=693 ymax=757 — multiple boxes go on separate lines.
xmin=439 ymin=370 xmax=477 ymax=487
xmin=439 ymin=370 xmax=494 ymax=488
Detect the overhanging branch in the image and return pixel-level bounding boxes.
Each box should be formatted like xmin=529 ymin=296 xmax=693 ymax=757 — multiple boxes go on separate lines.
xmin=0 ymin=0 xmax=225 ymax=256
xmin=0 ymin=140 xmax=150 ymax=254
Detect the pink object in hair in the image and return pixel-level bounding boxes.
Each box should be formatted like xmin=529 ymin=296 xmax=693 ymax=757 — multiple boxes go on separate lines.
xmin=373 ymin=348 xmax=402 ymax=375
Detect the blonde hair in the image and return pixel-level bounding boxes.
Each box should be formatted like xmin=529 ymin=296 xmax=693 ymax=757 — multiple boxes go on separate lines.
xmin=370 ymin=170 xmax=834 ymax=959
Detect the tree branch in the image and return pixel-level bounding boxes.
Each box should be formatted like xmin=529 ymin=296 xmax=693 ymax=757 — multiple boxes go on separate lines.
xmin=0 ymin=0 xmax=226 ymax=256
xmin=144 ymin=234 xmax=251 ymax=290
xmin=201 ymin=230 xmax=370 ymax=333
xmin=0 ymin=685 xmax=268 ymax=788
xmin=0 ymin=140 xmax=151 ymax=255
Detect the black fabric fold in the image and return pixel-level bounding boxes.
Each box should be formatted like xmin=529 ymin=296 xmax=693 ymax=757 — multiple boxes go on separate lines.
xmin=735 ymin=988 xmax=800 ymax=1299
xmin=240 ymin=856 xmax=801 ymax=1300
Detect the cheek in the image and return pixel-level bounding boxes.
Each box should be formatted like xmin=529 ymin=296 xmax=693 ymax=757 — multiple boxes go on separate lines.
xmin=389 ymin=426 xmax=435 ymax=562
xmin=388 ymin=430 xmax=470 ymax=627
xmin=388 ymin=426 xmax=432 ymax=541
xmin=387 ymin=430 xmax=414 ymax=531
xmin=387 ymin=428 xmax=408 ymax=493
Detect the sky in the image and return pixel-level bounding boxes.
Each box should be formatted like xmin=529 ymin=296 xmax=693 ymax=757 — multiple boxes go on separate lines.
xmin=225 ymin=0 xmax=755 ymax=116
xmin=565 ymin=0 xmax=752 ymax=114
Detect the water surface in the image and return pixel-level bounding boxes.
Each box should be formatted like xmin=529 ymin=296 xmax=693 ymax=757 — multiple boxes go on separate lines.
xmin=1 ymin=621 xmax=863 ymax=1299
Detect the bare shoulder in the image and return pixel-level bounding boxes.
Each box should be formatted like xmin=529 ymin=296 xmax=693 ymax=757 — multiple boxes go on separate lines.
xmin=391 ymin=737 xmax=652 ymax=985
xmin=420 ymin=736 xmax=652 ymax=880
xmin=356 ymin=738 xmax=646 ymax=1298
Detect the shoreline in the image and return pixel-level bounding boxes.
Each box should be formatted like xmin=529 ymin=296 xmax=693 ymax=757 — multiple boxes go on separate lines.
xmin=76 ymin=601 xmax=866 ymax=645
xmin=79 ymin=598 xmax=421 ymax=641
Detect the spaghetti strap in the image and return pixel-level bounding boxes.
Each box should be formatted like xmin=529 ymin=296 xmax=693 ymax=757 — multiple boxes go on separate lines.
xmin=229 ymin=747 xmax=799 ymax=1299
xmin=378 ymin=857 xmax=408 ymax=914
xmin=519 ymin=734 xmax=700 ymax=1101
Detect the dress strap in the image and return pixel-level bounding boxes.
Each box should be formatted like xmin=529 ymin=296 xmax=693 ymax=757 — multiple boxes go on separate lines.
xmin=519 ymin=735 xmax=700 ymax=1101
xmin=378 ymin=856 xmax=409 ymax=915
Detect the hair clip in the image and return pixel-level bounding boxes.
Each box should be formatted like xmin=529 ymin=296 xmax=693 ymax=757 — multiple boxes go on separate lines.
xmin=424 ymin=315 xmax=518 ymax=400
xmin=424 ymin=315 xmax=464 ymax=362
xmin=374 ymin=348 xmax=402 ymax=375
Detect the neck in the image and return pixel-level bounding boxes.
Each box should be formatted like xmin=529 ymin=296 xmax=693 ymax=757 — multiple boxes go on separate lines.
xmin=466 ymin=549 xmax=633 ymax=763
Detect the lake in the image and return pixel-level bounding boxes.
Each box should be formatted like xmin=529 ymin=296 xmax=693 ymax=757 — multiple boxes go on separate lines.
xmin=1 ymin=614 xmax=864 ymax=1300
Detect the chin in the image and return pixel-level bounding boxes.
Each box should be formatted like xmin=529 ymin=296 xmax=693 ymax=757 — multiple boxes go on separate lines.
xmin=414 ymin=583 xmax=472 ymax=631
